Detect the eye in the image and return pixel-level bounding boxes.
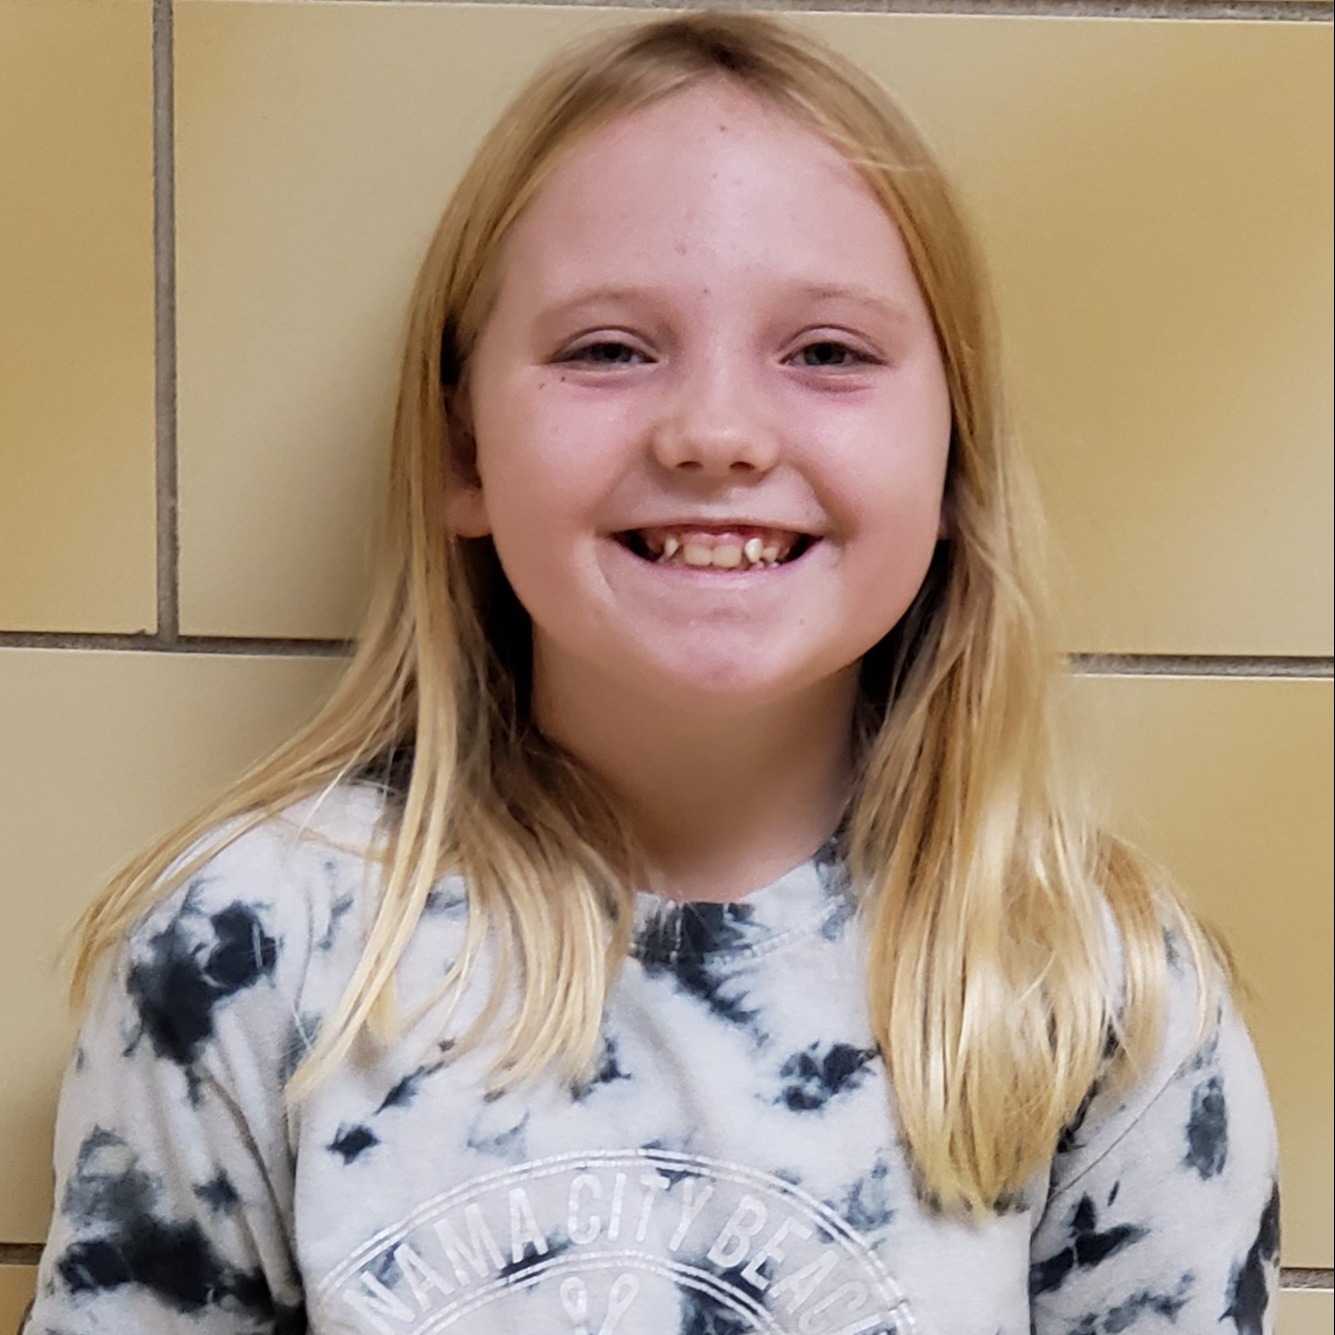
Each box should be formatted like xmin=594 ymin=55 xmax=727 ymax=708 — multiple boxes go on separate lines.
xmin=790 ymin=340 xmax=876 ymax=370
xmin=562 ymin=340 xmax=647 ymax=367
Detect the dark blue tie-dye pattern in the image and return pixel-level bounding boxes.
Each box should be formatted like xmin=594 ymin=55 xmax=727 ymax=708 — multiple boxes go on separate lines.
xmin=326 ymin=1124 xmax=379 ymax=1165
xmin=775 ymin=1040 xmax=877 ymax=1110
xmin=1030 ymin=1195 xmax=1149 ymax=1295
xmin=51 ymin=1127 xmax=304 ymax=1332
xmin=126 ymin=891 xmax=279 ymax=1071
xmin=27 ymin=788 xmax=1281 ymax=1334
xmin=1183 ymin=1075 xmax=1229 ymax=1179
xmin=1222 ymin=1184 xmax=1282 ymax=1335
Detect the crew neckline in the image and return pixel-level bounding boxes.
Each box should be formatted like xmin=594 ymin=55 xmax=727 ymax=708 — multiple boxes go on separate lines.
xmin=630 ymin=837 xmax=853 ymax=964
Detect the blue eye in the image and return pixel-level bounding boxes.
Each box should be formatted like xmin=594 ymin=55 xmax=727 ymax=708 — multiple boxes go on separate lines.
xmin=568 ymin=341 xmax=643 ymax=366
xmin=794 ymin=341 xmax=869 ymax=369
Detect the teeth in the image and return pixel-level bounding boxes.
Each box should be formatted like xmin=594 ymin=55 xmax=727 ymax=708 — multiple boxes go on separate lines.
xmin=675 ymin=541 xmax=768 ymax=569
xmin=640 ymin=529 xmax=803 ymax=569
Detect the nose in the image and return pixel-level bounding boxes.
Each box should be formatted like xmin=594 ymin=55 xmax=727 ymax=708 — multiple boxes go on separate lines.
xmin=650 ymin=350 xmax=781 ymax=478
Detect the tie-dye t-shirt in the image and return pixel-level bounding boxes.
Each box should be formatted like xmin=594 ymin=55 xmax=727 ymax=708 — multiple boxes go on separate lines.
xmin=27 ymin=786 xmax=1280 ymax=1335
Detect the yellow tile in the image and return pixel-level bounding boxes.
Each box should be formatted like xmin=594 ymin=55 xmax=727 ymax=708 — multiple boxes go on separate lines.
xmin=1068 ymin=675 xmax=1333 ymax=1266
xmin=175 ymin=7 xmax=1330 ymax=652
xmin=1279 ymin=1289 xmax=1334 ymax=1335
xmin=802 ymin=15 xmax=1333 ymax=656
xmin=175 ymin=3 xmax=630 ymax=637
xmin=0 ymin=1267 xmax=36 ymax=1335
xmin=0 ymin=0 xmax=156 ymax=633
xmin=0 ymin=648 xmax=344 ymax=1241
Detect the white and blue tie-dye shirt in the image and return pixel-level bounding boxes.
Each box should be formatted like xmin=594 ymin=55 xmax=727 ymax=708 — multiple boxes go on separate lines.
xmin=27 ymin=786 xmax=1280 ymax=1334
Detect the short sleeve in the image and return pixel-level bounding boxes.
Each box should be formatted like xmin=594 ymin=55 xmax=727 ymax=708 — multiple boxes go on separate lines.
xmin=24 ymin=856 xmax=324 ymax=1333
xmin=1030 ymin=945 xmax=1281 ymax=1335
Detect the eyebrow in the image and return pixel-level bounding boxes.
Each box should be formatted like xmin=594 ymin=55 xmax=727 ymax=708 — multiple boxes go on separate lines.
xmin=783 ymin=282 xmax=916 ymax=328
xmin=535 ymin=287 xmax=658 ymax=325
xmin=535 ymin=282 xmax=917 ymax=330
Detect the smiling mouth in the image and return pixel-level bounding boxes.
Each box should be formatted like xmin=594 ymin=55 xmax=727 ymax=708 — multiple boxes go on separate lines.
xmin=615 ymin=525 xmax=817 ymax=571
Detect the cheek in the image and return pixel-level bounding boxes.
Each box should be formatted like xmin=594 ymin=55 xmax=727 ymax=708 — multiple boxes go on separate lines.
xmin=478 ymin=390 xmax=633 ymax=531
xmin=823 ymin=420 xmax=951 ymax=541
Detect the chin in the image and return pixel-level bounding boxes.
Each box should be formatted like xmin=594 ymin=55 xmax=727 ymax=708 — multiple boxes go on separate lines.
xmin=637 ymin=653 xmax=846 ymax=715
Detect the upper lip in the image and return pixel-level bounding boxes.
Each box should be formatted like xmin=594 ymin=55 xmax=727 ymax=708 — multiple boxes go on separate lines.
xmin=611 ymin=518 xmax=821 ymax=535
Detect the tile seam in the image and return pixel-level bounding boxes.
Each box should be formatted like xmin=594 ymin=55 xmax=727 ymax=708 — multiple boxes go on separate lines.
xmin=284 ymin=0 xmax=1334 ymax=21
xmin=1069 ymin=654 xmax=1335 ymax=679
xmin=1 ymin=635 xmax=1333 ymax=678
xmin=1283 ymin=1267 xmax=1335 ymax=1289
xmin=0 ymin=633 xmax=353 ymax=658
xmin=153 ymin=0 xmax=180 ymax=643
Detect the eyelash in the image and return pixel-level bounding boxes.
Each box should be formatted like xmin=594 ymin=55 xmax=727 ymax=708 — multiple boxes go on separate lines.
xmin=791 ymin=340 xmax=878 ymax=370
xmin=564 ymin=341 xmax=645 ymax=367
xmin=560 ymin=338 xmax=880 ymax=369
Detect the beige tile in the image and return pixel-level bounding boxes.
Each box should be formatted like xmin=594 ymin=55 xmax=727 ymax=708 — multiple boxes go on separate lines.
xmin=0 ymin=1266 xmax=35 ymax=1335
xmin=802 ymin=15 xmax=1333 ymax=656
xmin=175 ymin=3 xmax=630 ymax=637
xmin=175 ymin=8 xmax=1330 ymax=652
xmin=0 ymin=648 xmax=344 ymax=1241
xmin=0 ymin=0 xmax=156 ymax=633
xmin=1068 ymin=675 xmax=1333 ymax=1266
xmin=1279 ymin=1288 xmax=1334 ymax=1335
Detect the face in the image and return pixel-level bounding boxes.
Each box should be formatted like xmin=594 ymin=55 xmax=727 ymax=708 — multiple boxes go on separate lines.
xmin=449 ymin=79 xmax=952 ymax=726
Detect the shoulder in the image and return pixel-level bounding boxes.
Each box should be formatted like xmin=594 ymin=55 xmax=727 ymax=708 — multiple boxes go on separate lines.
xmin=130 ymin=782 xmax=388 ymax=950
xmin=111 ymin=783 xmax=393 ymax=1073
xmin=1032 ymin=901 xmax=1281 ymax=1327
xmin=1052 ymin=898 xmax=1277 ymax=1205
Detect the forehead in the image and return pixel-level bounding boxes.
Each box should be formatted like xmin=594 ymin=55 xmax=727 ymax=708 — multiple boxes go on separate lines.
xmin=489 ymin=79 xmax=916 ymax=308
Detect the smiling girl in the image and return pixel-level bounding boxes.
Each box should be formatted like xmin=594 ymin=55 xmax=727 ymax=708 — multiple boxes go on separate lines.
xmin=27 ymin=13 xmax=1278 ymax=1335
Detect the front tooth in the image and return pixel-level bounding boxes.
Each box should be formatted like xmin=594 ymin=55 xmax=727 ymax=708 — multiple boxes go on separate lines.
xmin=742 ymin=537 xmax=763 ymax=565
xmin=711 ymin=544 xmax=743 ymax=569
xmin=761 ymin=544 xmax=780 ymax=563
xmin=682 ymin=543 xmax=714 ymax=568
xmin=662 ymin=535 xmax=680 ymax=560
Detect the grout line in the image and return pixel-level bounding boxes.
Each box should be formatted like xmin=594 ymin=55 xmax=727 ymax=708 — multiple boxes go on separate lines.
xmin=1282 ymin=1267 xmax=1335 ymax=1289
xmin=1069 ymin=654 xmax=1334 ymax=680
xmin=1 ymin=634 xmax=1331 ymax=678
xmin=153 ymin=0 xmax=180 ymax=643
xmin=0 ymin=632 xmax=353 ymax=658
xmin=312 ymin=0 xmax=1333 ymax=20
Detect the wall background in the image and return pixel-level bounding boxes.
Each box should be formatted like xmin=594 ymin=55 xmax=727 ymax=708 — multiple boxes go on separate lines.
xmin=1 ymin=0 xmax=1331 ymax=1328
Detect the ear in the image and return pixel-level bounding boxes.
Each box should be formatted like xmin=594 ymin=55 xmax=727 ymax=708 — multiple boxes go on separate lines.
xmin=441 ymin=387 xmax=492 ymax=538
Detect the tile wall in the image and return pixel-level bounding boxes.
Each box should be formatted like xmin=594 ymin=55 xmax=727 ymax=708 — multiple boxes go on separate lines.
xmin=1 ymin=0 xmax=1330 ymax=1327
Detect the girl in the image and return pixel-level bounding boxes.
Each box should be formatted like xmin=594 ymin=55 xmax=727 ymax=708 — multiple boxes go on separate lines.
xmin=27 ymin=13 xmax=1278 ymax=1335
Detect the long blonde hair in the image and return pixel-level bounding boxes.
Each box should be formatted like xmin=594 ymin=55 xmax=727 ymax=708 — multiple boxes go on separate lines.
xmin=72 ymin=12 xmax=1220 ymax=1213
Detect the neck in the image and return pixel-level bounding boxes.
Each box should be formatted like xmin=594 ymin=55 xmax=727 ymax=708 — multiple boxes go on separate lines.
xmin=534 ymin=660 xmax=859 ymax=903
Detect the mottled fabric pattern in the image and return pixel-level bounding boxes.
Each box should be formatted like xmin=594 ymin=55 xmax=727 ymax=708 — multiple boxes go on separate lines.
xmin=26 ymin=788 xmax=1280 ymax=1334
